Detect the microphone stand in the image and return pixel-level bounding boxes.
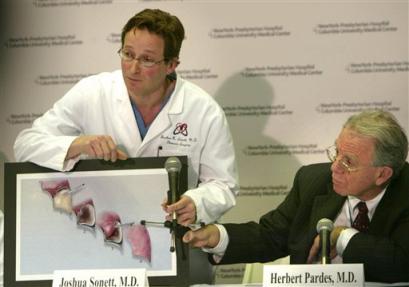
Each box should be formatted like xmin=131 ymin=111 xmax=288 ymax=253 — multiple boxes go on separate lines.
xmin=316 ymin=218 xmax=334 ymax=265
xmin=319 ymin=228 xmax=331 ymax=264
xmin=166 ymin=187 xmax=189 ymax=259
xmin=142 ymin=157 xmax=189 ymax=259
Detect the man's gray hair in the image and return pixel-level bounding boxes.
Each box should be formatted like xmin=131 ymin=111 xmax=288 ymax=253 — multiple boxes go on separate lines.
xmin=344 ymin=109 xmax=408 ymax=178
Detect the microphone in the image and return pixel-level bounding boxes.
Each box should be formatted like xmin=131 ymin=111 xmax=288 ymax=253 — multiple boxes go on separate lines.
xmin=164 ymin=157 xmax=182 ymax=252
xmin=316 ymin=218 xmax=334 ymax=265
xmin=165 ymin=157 xmax=182 ymax=206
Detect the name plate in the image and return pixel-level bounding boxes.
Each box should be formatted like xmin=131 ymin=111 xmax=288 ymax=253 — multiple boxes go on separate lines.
xmin=263 ymin=264 xmax=364 ymax=287
xmin=53 ymin=268 xmax=149 ymax=287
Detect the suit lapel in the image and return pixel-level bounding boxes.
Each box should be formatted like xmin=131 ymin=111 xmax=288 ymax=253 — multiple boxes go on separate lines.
xmin=114 ymin=77 xmax=142 ymax=156
xmin=139 ymin=106 xmax=172 ymax=150
xmin=370 ymin=179 xmax=404 ymax=234
xmin=309 ymin=183 xmax=346 ymax=230
xmin=291 ymin=182 xmax=346 ymax=263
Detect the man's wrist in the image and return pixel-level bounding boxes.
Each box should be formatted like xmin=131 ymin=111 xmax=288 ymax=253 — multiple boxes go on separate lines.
xmin=202 ymin=224 xmax=228 ymax=256
xmin=336 ymin=227 xmax=359 ymax=257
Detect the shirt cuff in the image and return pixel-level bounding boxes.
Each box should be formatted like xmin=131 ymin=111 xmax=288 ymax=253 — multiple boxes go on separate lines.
xmin=201 ymin=224 xmax=229 ymax=263
xmin=336 ymin=228 xmax=359 ymax=257
xmin=62 ymin=153 xmax=88 ymax=171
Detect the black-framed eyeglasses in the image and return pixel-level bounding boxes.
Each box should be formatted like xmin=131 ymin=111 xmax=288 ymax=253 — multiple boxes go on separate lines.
xmin=118 ymin=48 xmax=166 ymax=68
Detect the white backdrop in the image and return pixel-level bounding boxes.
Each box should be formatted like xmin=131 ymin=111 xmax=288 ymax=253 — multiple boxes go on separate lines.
xmin=1 ymin=0 xmax=408 ymax=283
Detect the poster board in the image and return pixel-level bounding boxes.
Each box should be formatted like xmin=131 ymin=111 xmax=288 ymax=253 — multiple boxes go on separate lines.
xmin=4 ymin=156 xmax=189 ymax=287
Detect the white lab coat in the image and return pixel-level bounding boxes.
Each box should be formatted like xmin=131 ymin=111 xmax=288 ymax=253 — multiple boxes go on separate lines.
xmin=14 ymin=70 xmax=239 ymax=223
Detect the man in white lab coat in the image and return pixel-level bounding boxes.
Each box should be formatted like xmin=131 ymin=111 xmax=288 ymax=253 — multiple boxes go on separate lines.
xmin=14 ymin=9 xmax=238 ymax=283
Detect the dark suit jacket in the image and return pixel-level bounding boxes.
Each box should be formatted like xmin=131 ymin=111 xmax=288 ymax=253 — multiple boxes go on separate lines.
xmin=216 ymin=162 xmax=409 ymax=283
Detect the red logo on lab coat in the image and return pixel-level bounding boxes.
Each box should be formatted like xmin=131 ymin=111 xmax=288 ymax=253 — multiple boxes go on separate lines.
xmin=173 ymin=123 xmax=188 ymax=136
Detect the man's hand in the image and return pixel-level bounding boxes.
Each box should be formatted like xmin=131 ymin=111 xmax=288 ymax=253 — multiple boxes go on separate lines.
xmin=307 ymin=226 xmax=347 ymax=263
xmin=163 ymin=195 xmax=197 ymax=226
xmin=66 ymin=135 xmax=128 ymax=162
xmin=307 ymin=234 xmax=321 ymax=264
xmin=183 ymin=224 xmax=220 ymax=249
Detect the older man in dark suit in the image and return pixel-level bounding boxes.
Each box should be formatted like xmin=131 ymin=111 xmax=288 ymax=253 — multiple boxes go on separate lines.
xmin=183 ymin=109 xmax=409 ymax=283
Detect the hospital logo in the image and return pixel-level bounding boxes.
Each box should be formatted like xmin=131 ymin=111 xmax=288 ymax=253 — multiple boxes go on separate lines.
xmin=173 ymin=123 xmax=188 ymax=136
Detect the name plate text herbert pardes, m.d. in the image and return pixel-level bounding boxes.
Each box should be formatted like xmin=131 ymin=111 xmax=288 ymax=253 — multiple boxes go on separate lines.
xmin=263 ymin=264 xmax=364 ymax=287
xmin=53 ymin=268 xmax=149 ymax=287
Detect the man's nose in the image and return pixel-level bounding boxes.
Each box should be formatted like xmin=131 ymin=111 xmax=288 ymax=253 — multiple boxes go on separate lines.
xmin=129 ymin=59 xmax=142 ymax=73
xmin=330 ymin=158 xmax=345 ymax=173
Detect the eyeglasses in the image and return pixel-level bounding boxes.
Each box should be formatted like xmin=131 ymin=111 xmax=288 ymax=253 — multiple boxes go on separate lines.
xmin=118 ymin=48 xmax=165 ymax=68
xmin=326 ymin=145 xmax=360 ymax=172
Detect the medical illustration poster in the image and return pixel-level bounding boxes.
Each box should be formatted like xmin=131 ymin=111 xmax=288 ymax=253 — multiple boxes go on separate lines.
xmin=4 ymin=157 xmax=189 ymax=287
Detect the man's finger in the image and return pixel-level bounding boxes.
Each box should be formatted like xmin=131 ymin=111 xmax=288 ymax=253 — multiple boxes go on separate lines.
xmin=91 ymin=140 xmax=104 ymax=159
xmin=99 ymin=139 xmax=112 ymax=161
xmin=178 ymin=215 xmax=195 ymax=226
xmin=116 ymin=149 xmax=128 ymax=160
xmin=183 ymin=230 xmax=207 ymax=248
xmin=183 ymin=230 xmax=194 ymax=243
xmin=307 ymin=235 xmax=320 ymax=263
xmin=167 ymin=199 xmax=185 ymax=213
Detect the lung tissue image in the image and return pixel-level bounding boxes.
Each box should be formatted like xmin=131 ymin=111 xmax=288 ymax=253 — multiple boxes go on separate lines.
xmin=38 ymin=179 xmax=153 ymax=261
xmin=40 ymin=179 xmax=73 ymax=213
xmin=127 ymin=224 xmax=152 ymax=262
xmin=73 ymin=199 xmax=96 ymax=228
xmin=97 ymin=211 xmax=123 ymax=245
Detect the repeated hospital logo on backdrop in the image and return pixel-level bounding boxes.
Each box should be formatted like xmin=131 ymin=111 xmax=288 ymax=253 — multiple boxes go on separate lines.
xmin=0 ymin=2 xmax=407 ymax=284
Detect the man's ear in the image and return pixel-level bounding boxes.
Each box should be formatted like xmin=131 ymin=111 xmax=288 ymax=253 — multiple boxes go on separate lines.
xmin=166 ymin=58 xmax=179 ymax=74
xmin=375 ymin=166 xmax=393 ymax=186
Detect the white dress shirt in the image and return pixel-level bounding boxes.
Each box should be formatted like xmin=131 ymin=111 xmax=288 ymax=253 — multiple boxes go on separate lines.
xmin=333 ymin=189 xmax=385 ymax=262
